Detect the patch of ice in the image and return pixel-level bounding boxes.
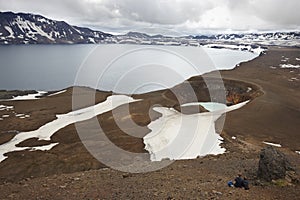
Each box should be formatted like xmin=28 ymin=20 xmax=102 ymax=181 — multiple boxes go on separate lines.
xmin=263 ymin=141 xmax=282 ymax=147
xmin=181 ymin=102 xmax=227 ymax=112
xmin=48 ymin=90 xmax=67 ymax=97
xmin=12 ymin=91 xmax=47 ymax=100
xmin=280 ymin=64 xmax=300 ymax=69
xmin=144 ymin=101 xmax=249 ymax=161
xmin=0 ymin=95 xmax=139 ymax=162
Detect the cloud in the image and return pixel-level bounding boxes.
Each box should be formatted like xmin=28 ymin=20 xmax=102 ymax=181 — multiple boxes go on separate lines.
xmin=0 ymin=0 xmax=299 ymax=34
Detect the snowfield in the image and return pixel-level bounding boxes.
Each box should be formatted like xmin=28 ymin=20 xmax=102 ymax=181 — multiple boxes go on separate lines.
xmin=144 ymin=101 xmax=249 ymax=161
xmin=0 ymin=95 xmax=139 ymax=162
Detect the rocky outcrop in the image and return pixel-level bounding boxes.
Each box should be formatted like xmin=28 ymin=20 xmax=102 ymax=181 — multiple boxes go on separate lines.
xmin=257 ymin=146 xmax=293 ymax=182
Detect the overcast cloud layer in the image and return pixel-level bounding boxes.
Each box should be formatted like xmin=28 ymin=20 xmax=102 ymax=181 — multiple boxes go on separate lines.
xmin=0 ymin=0 xmax=299 ymax=35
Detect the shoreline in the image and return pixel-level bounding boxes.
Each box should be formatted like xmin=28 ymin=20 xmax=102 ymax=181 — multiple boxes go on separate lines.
xmin=0 ymin=46 xmax=299 ymax=199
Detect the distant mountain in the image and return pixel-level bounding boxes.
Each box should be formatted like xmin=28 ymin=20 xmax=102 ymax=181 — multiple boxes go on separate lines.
xmin=110 ymin=31 xmax=300 ymax=47
xmin=0 ymin=11 xmax=112 ymax=44
xmin=0 ymin=11 xmax=299 ymax=47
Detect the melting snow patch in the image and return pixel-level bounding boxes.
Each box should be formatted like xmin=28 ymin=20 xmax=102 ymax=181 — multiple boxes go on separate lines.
xmin=289 ymin=77 xmax=299 ymax=81
xmin=0 ymin=95 xmax=139 ymax=162
xmin=281 ymin=57 xmax=289 ymax=62
xmin=29 ymin=143 xmax=59 ymax=152
xmin=144 ymin=101 xmax=249 ymax=161
xmin=296 ymin=151 xmax=300 ymax=155
xmin=232 ymin=136 xmax=237 ymax=140
xmin=0 ymin=105 xmax=14 ymax=111
xmin=280 ymin=64 xmax=300 ymax=69
xmin=15 ymin=113 xmax=30 ymax=119
xmin=263 ymin=141 xmax=282 ymax=147
xmin=48 ymin=90 xmax=67 ymax=97
xmin=4 ymin=26 xmax=14 ymax=38
xmin=270 ymin=66 xmax=277 ymax=69
xmin=296 ymin=58 xmax=300 ymax=61
xmin=12 ymin=91 xmax=47 ymax=100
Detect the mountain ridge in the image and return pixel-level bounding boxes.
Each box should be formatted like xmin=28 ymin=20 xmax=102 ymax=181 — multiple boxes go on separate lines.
xmin=0 ymin=11 xmax=112 ymax=44
xmin=0 ymin=11 xmax=299 ymax=47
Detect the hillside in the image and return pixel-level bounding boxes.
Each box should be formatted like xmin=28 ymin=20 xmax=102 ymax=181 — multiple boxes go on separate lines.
xmin=0 ymin=11 xmax=299 ymax=47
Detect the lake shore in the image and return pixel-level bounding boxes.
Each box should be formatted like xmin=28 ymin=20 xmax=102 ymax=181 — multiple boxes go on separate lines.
xmin=0 ymin=46 xmax=299 ymax=199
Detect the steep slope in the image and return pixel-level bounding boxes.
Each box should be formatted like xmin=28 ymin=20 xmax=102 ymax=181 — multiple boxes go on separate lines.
xmin=0 ymin=12 xmax=112 ymax=44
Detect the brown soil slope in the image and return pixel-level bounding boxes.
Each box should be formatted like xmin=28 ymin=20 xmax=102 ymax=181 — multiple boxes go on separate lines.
xmin=0 ymin=47 xmax=299 ymax=199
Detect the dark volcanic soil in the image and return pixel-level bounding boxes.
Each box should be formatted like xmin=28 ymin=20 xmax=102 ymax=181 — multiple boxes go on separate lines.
xmin=0 ymin=47 xmax=299 ymax=199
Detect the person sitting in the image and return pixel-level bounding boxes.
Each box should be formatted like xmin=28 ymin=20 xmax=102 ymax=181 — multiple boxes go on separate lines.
xmin=242 ymin=177 xmax=250 ymax=190
xmin=234 ymin=174 xmax=244 ymax=188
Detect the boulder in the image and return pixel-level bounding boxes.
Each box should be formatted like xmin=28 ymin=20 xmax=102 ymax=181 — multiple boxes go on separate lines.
xmin=257 ymin=146 xmax=293 ymax=181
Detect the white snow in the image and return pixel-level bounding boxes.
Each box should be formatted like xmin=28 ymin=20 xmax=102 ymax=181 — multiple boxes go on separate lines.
xmin=2 ymin=115 xmax=10 ymax=118
xmin=289 ymin=77 xmax=299 ymax=81
xmin=48 ymin=90 xmax=67 ymax=97
xmin=231 ymin=136 xmax=237 ymax=140
xmin=36 ymin=18 xmax=48 ymax=23
xmin=4 ymin=26 xmax=14 ymax=38
xmin=296 ymin=58 xmax=300 ymax=61
xmin=144 ymin=101 xmax=249 ymax=161
xmin=296 ymin=151 xmax=300 ymax=155
xmin=14 ymin=113 xmax=30 ymax=119
xmin=0 ymin=105 xmax=7 ymax=111
xmin=0 ymin=105 xmax=14 ymax=111
xmin=29 ymin=143 xmax=59 ymax=151
xmin=280 ymin=64 xmax=300 ymax=69
xmin=263 ymin=141 xmax=282 ymax=147
xmin=204 ymin=44 xmax=265 ymax=54
xmin=88 ymin=37 xmax=96 ymax=43
xmin=12 ymin=91 xmax=47 ymax=100
xmin=13 ymin=17 xmax=54 ymax=41
xmin=0 ymin=95 xmax=139 ymax=162
xmin=30 ymin=22 xmax=55 ymax=41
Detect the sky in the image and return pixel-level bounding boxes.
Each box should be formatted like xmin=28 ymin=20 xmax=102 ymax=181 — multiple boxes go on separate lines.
xmin=0 ymin=0 xmax=299 ymax=35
